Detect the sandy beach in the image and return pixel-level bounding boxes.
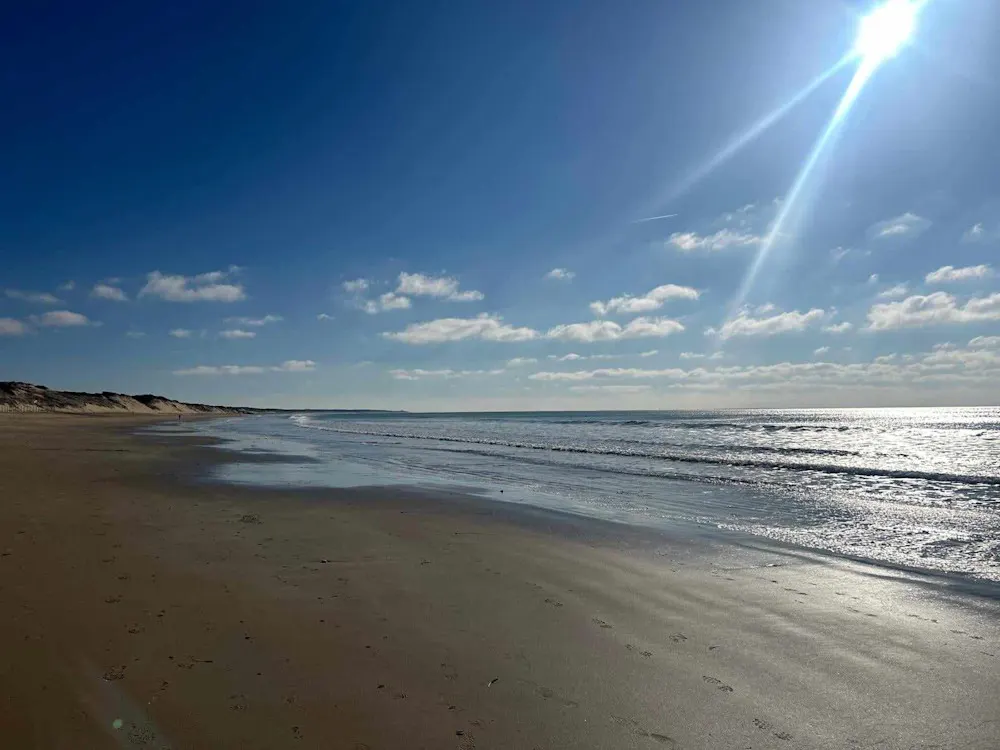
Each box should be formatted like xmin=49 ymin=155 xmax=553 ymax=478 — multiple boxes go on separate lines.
xmin=1 ymin=415 xmax=997 ymax=749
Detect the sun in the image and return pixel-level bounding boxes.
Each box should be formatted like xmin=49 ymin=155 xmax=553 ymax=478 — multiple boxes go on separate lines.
xmin=855 ymin=0 xmax=918 ymax=64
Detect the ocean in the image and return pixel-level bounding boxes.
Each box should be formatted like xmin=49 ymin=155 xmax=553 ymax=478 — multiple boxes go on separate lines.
xmin=175 ymin=407 xmax=1000 ymax=586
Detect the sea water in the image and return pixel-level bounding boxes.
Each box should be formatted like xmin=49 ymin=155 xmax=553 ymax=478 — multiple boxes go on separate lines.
xmin=174 ymin=408 xmax=1000 ymax=584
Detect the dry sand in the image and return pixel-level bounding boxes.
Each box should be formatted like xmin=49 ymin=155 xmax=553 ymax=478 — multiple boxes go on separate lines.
xmin=1 ymin=414 xmax=997 ymax=749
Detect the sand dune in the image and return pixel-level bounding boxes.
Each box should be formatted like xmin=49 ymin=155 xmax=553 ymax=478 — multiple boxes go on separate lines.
xmin=0 ymin=381 xmax=247 ymax=415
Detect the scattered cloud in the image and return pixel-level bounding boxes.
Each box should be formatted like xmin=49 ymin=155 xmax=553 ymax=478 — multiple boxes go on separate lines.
xmin=31 ymin=310 xmax=93 ymax=327
xmin=220 ymin=329 xmax=256 ymax=339
xmin=382 ymin=314 xmax=538 ymax=344
xmin=549 ymin=353 xmax=585 ymax=361
xmin=5 ymin=289 xmax=61 ymax=305
xmin=173 ymin=359 xmax=315 ymax=376
xmin=925 ymin=264 xmax=992 ymax=284
xmin=317 ymin=313 xmax=334 ymax=321
xmin=667 ymin=229 xmax=761 ymax=252
xmin=877 ymin=283 xmax=909 ymax=299
xmin=830 ymin=246 xmax=854 ymax=262
xmin=91 ymin=283 xmax=128 ymax=301
xmin=363 ymin=292 xmax=412 ymax=314
xmin=813 ymin=346 xmax=830 ymax=356
xmin=969 ymin=336 xmax=1000 ymax=348
xmin=389 ymin=368 xmax=504 ymax=380
xmin=0 ymin=318 xmax=27 ymax=336
xmin=868 ymin=212 xmax=930 ymax=239
xmin=169 ymin=328 xmax=193 ymax=338
xmin=569 ymin=385 xmax=652 ymax=394
xmin=58 ymin=281 xmax=75 ymax=292
xmin=506 ymin=357 xmax=537 ymax=367
xmin=545 ymin=268 xmax=575 ymax=281
xmin=546 ymin=317 xmax=684 ymax=343
xmin=274 ymin=359 xmax=316 ymax=372
xmin=822 ymin=321 xmax=853 ymax=334
xmin=590 ymin=283 xmax=699 ymax=316
xmin=866 ymin=292 xmax=1000 ymax=330
xmin=962 ymin=223 xmax=985 ymax=242
xmin=342 ymin=279 xmax=369 ymax=293
xmin=680 ymin=352 xmax=704 ymax=360
xmin=140 ymin=268 xmax=245 ymax=302
xmin=125 ymin=331 xmax=146 ymax=339
xmin=225 ymin=314 xmax=282 ymax=326
xmin=707 ymin=308 xmax=825 ymax=339
xmin=867 ymin=274 xmax=879 ymax=285
xmin=396 ymin=272 xmax=483 ymax=302
xmin=639 ymin=350 xmax=658 ymax=358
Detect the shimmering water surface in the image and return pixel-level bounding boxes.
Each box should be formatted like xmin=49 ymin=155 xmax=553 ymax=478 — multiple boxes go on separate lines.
xmin=177 ymin=408 xmax=1000 ymax=583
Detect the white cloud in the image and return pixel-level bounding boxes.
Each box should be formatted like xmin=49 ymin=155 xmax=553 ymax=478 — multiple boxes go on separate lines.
xmin=866 ymin=292 xmax=1000 ymax=330
xmin=0 ymin=318 xmax=27 ymax=336
xmin=125 ymin=331 xmax=146 ymax=338
xmin=639 ymin=350 xmax=658 ymax=358
xmin=342 ymin=278 xmax=369 ymax=293
xmin=396 ymin=272 xmax=483 ymax=302
xmin=389 ymin=368 xmax=504 ymax=380
xmin=140 ymin=268 xmax=244 ymax=302
xmin=317 ymin=313 xmax=334 ymax=321
xmin=868 ymin=212 xmax=930 ymax=239
xmin=550 ymin=353 xmax=585 ymax=361
xmin=32 ymin=310 xmax=92 ymax=327
xmin=546 ymin=317 xmax=684 ymax=343
xmin=822 ymin=321 xmax=853 ymax=334
xmin=58 ymin=281 xmax=75 ymax=292
xmin=174 ymin=365 xmax=265 ymax=376
xmin=169 ymin=328 xmax=193 ymax=338
xmin=530 ymin=367 xmax=688 ymax=382
xmin=867 ymin=274 xmax=879 ymax=285
xmin=590 ymin=283 xmax=699 ymax=316
xmin=667 ymin=229 xmax=761 ymax=252
xmin=569 ymin=385 xmax=651 ymax=394
xmin=707 ymin=308 xmax=825 ymax=339
xmin=225 ymin=314 xmax=282 ymax=326
xmin=91 ymin=283 xmax=128 ymax=301
xmin=877 ymin=283 xmax=909 ymax=299
xmin=174 ymin=359 xmax=315 ymax=376
xmin=969 ymin=336 xmax=1000 ymax=349
xmin=506 ymin=357 xmax=537 ymax=367
xmin=545 ymin=268 xmax=575 ymax=281
xmin=5 ymin=289 xmax=61 ymax=305
xmin=274 ymin=359 xmax=316 ymax=372
xmin=220 ymin=329 xmax=256 ymax=339
xmin=363 ymin=292 xmax=412 ymax=314
xmin=680 ymin=352 xmax=704 ymax=360
xmin=814 ymin=346 xmax=830 ymax=356
xmin=383 ymin=313 xmax=539 ymax=344
xmin=830 ymin=246 xmax=852 ymax=262
xmin=962 ymin=223 xmax=985 ymax=242
xmin=925 ymin=264 xmax=992 ymax=284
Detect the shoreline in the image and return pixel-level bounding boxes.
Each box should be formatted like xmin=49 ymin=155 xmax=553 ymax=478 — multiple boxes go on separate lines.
xmin=2 ymin=414 xmax=998 ymax=748
xmin=170 ymin=414 xmax=1000 ymax=601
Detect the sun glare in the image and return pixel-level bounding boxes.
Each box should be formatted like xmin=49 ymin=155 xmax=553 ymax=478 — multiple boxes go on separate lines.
xmin=855 ymin=0 xmax=917 ymax=64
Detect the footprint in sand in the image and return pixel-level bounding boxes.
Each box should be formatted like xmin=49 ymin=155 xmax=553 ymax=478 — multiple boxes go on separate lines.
xmin=544 ymin=598 xmax=563 ymax=608
xmin=702 ymin=675 xmax=733 ymax=693
xmin=610 ymin=715 xmax=675 ymax=747
xmin=669 ymin=633 xmax=687 ymax=643
xmin=626 ymin=644 xmax=653 ymax=658
xmin=754 ymin=718 xmax=792 ymax=741
xmin=592 ymin=618 xmax=613 ymax=629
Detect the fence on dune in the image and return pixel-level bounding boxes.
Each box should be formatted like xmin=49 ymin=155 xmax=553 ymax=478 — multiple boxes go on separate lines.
xmin=0 ymin=403 xmax=46 ymax=413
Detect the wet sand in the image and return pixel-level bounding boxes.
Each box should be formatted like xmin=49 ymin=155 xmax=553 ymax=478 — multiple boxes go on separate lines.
xmin=1 ymin=414 xmax=998 ymax=749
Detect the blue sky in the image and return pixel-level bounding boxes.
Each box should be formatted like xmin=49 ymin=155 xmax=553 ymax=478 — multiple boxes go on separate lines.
xmin=2 ymin=0 xmax=999 ymax=410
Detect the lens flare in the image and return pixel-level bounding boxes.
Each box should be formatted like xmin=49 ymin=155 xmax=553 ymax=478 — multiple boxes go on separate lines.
xmin=855 ymin=0 xmax=917 ymax=64
xmin=723 ymin=1 xmax=923 ymax=322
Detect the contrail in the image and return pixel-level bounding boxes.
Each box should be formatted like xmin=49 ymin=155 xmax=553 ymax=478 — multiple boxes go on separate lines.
xmin=632 ymin=213 xmax=678 ymax=223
